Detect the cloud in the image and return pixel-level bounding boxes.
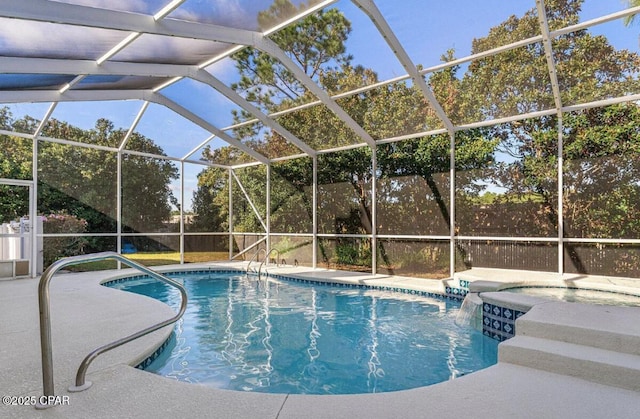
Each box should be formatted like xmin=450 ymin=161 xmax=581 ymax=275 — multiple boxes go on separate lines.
xmin=168 ymin=0 xmax=261 ymax=30
xmin=0 ymin=17 xmax=124 ymax=59
xmin=53 ymin=0 xmax=150 ymax=14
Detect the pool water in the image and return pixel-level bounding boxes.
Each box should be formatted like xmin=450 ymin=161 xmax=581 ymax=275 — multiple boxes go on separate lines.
xmin=109 ymin=272 xmax=498 ymax=395
xmin=504 ymin=287 xmax=640 ymax=307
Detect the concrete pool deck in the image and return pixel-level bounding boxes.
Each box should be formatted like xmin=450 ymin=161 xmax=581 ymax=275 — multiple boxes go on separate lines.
xmin=1 ymin=263 xmax=639 ymax=418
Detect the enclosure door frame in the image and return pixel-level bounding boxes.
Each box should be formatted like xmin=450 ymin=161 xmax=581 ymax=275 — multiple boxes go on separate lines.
xmin=0 ymin=178 xmax=36 ymax=277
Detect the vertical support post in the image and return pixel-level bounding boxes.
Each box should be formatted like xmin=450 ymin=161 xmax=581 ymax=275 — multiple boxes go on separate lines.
xmin=228 ymin=167 xmax=233 ymax=260
xmin=536 ymin=0 xmax=564 ymax=276
xmin=557 ymin=114 xmax=564 ymax=275
xmin=116 ymin=101 xmax=147 ymax=268
xmin=31 ymin=102 xmax=55 ymax=276
xmin=266 ymin=163 xmax=271 ymax=254
xmin=29 ymin=184 xmax=36 ymax=277
xmin=117 ymin=152 xmax=122 ymax=259
xmin=449 ymin=131 xmax=456 ymax=278
xmin=31 ymin=137 xmax=38 ymax=277
xmin=312 ymin=155 xmax=318 ymax=269
xmin=371 ymin=144 xmax=377 ymax=275
xmin=180 ymin=161 xmax=184 ymax=264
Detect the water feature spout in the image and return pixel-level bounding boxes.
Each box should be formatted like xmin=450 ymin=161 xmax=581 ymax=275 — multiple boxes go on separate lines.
xmin=455 ymin=293 xmax=482 ymax=330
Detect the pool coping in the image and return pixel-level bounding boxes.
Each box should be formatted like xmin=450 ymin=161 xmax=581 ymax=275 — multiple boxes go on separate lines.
xmin=2 ymin=262 xmax=640 ymax=418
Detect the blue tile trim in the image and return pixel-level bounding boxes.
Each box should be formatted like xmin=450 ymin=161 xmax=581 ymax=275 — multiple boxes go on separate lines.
xmin=482 ymin=302 xmax=526 ymax=342
xmin=445 ymin=286 xmax=468 ymax=300
xmin=102 ymin=269 xmax=248 ymax=287
xmin=104 ymin=268 xmax=452 ymax=303
xmin=267 ymin=273 xmax=449 ymax=300
xmin=135 ymin=333 xmax=173 ymax=370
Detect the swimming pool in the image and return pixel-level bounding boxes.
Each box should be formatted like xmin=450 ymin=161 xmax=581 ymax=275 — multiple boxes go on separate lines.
xmin=108 ymin=271 xmax=498 ymax=395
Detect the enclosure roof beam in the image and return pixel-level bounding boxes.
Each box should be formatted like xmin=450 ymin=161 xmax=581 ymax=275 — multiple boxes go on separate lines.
xmin=0 ymin=88 xmax=269 ymax=164
xmin=193 ymin=70 xmax=317 ymax=157
xmin=0 ymin=89 xmax=147 ymax=103
xmin=149 ymin=93 xmax=269 ymax=164
xmin=254 ymin=37 xmax=377 ymax=148
xmin=0 ymin=0 xmax=261 ymax=46
xmin=351 ymin=0 xmax=455 ymax=135
xmin=536 ymin=0 xmax=563 ymax=112
xmin=0 ymin=56 xmax=197 ymax=78
xmin=0 ymin=56 xmax=316 ymax=158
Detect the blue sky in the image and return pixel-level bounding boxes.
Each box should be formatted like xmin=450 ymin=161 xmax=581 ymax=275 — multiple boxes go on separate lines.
xmin=5 ymin=0 xmax=638 ymax=211
xmin=33 ymin=0 xmax=637 ymax=140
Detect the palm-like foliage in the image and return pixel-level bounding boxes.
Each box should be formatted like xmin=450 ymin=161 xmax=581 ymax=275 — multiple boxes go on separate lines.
xmin=625 ymin=0 xmax=640 ymax=25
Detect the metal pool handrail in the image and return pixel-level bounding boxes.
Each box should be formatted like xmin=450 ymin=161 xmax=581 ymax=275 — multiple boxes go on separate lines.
xmin=37 ymin=251 xmax=187 ymax=408
xmin=246 ymin=247 xmax=266 ymax=276
xmin=258 ymin=248 xmax=280 ymax=278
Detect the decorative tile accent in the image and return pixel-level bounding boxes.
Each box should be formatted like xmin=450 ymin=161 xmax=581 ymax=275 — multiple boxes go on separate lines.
xmin=445 ymin=286 xmax=467 ymax=300
xmin=135 ymin=334 xmax=173 ymax=370
xmin=482 ymin=302 xmax=527 ymax=342
xmin=503 ymin=308 xmax=513 ymax=320
xmin=503 ymin=322 xmax=513 ymax=334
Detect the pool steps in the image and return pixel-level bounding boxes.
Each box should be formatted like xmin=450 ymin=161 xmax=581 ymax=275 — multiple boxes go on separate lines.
xmin=515 ymin=302 xmax=640 ymax=355
xmin=499 ymin=336 xmax=640 ymax=391
xmin=499 ymin=302 xmax=640 ymax=391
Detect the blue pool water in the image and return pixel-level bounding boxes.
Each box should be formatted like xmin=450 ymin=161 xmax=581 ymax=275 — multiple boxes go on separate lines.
xmin=109 ymin=272 xmax=498 ymax=395
xmin=504 ymin=287 xmax=640 ymax=306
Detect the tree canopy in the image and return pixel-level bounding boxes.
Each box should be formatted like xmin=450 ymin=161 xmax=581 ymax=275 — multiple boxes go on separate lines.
xmin=2 ymin=0 xmax=638 ymax=276
xmin=191 ymin=0 xmax=640 ymax=276
xmin=0 ymin=110 xmax=179 ymax=252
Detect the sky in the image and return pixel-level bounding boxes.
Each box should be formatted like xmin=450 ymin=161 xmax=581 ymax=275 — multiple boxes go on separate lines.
xmin=4 ymin=0 xmax=638 ymax=211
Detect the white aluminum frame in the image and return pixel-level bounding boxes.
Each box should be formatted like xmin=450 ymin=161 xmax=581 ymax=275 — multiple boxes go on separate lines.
xmin=0 ymin=1 xmax=638 ymax=277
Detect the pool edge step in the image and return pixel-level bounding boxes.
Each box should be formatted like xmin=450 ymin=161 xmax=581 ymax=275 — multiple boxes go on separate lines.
xmin=516 ymin=302 xmax=640 ymax=356
xmin=499 ymin=335 xmax=640 ymax=392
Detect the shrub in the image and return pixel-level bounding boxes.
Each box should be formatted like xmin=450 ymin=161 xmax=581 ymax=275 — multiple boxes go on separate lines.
xmin=42 ymin=212 xmax=88 ymax=267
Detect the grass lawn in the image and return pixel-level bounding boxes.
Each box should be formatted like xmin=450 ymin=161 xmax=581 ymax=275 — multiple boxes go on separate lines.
xmin=64 ymin=251 xmax=231 ymax=272
xmin=60 ymin=252 xmax=449 ymax=279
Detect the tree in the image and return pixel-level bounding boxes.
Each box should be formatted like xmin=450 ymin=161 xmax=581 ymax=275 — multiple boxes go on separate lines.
xmin=38 ymin=119 xmax=119 ymax=234
xmin=270 ymin=156 xmax=314 ymax=233
xmin=0 ymin=109 xmax=180 ymax=254
xmin=193 ymin=0 xmax=640 ymax=276
xmin=562 ymin=103 xmax=640 ymax=239
xmin=0 ymin=109 xmax=32 ymax=223
xmin=121 ymin=134 xmax=180 ymax=235
xmin=625 ymin=0 xmax=640 ymax=26
xmin=189 ymin=166 xmax=228 ymax=233
xmin=455 ymin=0 xmax=640 ymax=273
xmin=39 ymin=118 xmax=179 ymax=237
xmin=193 ymin=1 xmax=498 ymax=273
xmin=231 ymin=1 xmax=352 ymax=115
xmin=193 ymin=0 xmax=356 ymax=234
